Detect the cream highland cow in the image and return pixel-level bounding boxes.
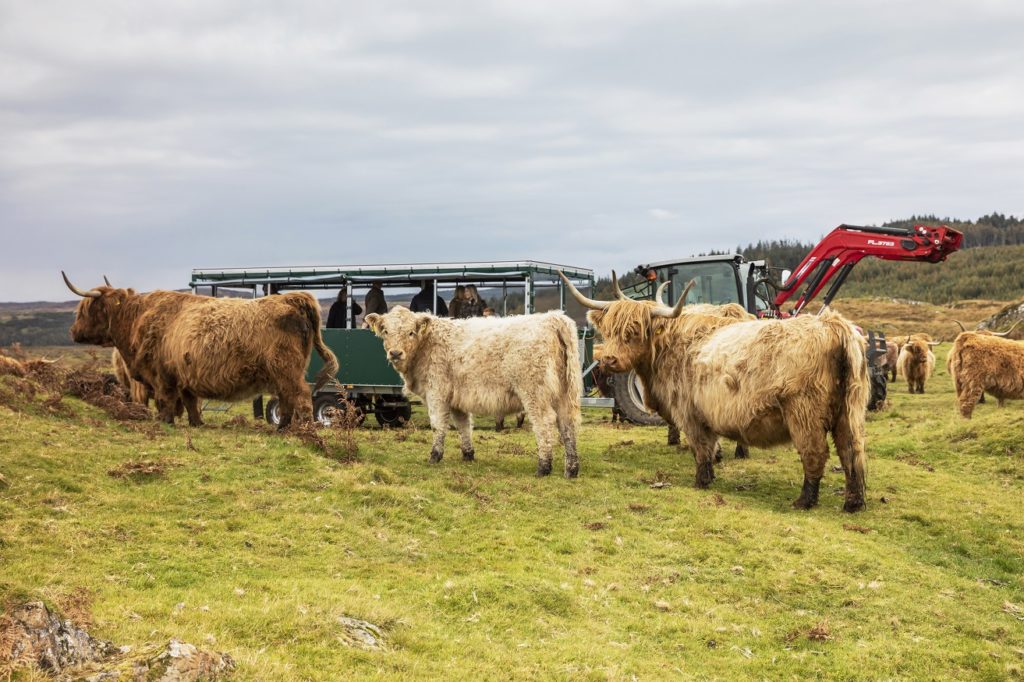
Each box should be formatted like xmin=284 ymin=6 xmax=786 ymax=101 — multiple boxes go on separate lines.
xmin=365 ymin=306 xmax=582 ymax=477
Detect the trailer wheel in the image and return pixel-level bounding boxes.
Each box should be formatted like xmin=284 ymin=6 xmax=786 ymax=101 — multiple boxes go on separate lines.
xmin=264 ymin=397 xmax=281 ymax=426
xmin=313 ymin=393 xmax=365 ymax=426
xmin=375 ymin=399 xmax=412 ymax=427
xmin=610 ymin=371 xmax=665 ymax=426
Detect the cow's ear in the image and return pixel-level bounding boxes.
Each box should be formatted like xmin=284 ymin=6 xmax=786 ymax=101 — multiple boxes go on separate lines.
xmin=586 ymin=310 xmax=604 ymax=326
xmin=415 ymin=316 xmax=432 ymax=335
xmin=364 ymin=313 xmax=381 ymax=333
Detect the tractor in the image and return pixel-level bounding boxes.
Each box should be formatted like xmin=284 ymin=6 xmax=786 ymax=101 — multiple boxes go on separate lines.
xmin=604 ymin=223 xmax=964 ymax=424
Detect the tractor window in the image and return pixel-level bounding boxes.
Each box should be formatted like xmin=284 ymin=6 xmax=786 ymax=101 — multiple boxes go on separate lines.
xmin=655 ymin=262 xmax=740 ymax=306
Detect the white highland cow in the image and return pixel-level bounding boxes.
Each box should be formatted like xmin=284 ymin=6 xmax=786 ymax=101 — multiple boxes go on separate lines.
xmin=365 ymin=306 xmax=582 ymax=477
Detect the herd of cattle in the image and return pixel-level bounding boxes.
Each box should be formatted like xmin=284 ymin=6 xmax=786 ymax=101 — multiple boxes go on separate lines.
xmin=57 ymin=272 xmax=1024 ymax=514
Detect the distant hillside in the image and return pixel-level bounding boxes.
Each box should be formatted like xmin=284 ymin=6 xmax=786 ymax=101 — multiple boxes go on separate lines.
xmin=734 ymin=214 xmax=1024 ymax=304
xmin=0 ymin=311 xmax=74 ymax=347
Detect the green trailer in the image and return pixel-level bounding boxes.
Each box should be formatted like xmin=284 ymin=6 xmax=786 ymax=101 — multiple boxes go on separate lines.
xmin=189 ymin=261 xmax=608 ymax=425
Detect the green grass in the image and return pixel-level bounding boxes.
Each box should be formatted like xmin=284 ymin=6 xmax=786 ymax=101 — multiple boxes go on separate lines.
xmin=3 ymin=349 xmax=1024 ymax=679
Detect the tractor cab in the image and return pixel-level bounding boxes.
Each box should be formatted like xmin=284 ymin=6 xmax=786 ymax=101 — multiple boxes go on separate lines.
xmin=629 ymin=253 xmax=780 ymax=316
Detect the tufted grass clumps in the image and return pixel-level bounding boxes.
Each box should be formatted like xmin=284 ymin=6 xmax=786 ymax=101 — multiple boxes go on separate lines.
xmin=2 ymin=347 xmax=1024 ymax=679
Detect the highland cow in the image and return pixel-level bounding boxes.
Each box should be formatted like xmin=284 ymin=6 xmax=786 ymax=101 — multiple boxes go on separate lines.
xmin=562 ymin=272 xmax=869 ymax=512
xmin=63 ymin=273 xmax=338 ymax=427
xmin=949 ymin=321 xmax=1022 ymax=417
xmin=365 ymin=306 xmax=582 ymax=477
xmin=896 ymin=334 xmax=939 ymax=394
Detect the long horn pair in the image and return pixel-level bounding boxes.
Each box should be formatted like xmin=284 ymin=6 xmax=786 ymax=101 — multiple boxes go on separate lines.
xmin=992 ymin=320 xmax=1021 ymax=337
xmin=652 ymin=279 xmax=695 ymax=318
xmin=62 ymin=271 xmax=101 ymax=299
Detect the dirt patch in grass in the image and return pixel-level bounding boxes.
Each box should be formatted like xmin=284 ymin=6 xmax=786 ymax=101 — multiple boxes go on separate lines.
xmin=108 ymin=459 xmax=176 ymax=482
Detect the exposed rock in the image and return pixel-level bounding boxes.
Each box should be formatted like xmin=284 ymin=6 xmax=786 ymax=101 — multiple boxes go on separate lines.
xmin=0 ymin=601 xmax=116 ymax=675
xmin=979 ymin=300 xmax=1024 ymax=338
xmin=337 ymin=616 xmax=387 ymax=650
xmin=0 ymin=601 xmax=234 ymax=681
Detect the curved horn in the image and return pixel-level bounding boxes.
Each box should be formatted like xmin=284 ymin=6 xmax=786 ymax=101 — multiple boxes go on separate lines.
xmin=905 ymin=335 xmax=911 ymax=345
xmin=992 ymin=320 xmax=1021 ymax=337
xmin=652 ymin=279 xmax=696 ymax=318
xmin=611 ymin=271 xmax=629 ymax=301
xmin=927 ymin=341 xmax=941 ymax=347
xmin=954 ymin=320 xmax=967 ymax=332
xmin=655 ymin=280 xmax=670 ymax=306
xmin=103 ymin=275 xmax=112 ymax=287
xmin=62 ymin=271 xmax=101 ymax=299
xmin=558 ymin=271 xmax=611 ymax=311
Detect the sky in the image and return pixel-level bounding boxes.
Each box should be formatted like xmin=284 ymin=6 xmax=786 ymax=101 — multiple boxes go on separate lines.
xmin=2 ymin=0 xmax=1023 ymax=301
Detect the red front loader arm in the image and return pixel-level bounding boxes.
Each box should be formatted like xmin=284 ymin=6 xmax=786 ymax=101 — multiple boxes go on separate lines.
xmin=774 ymin=224 xmax=964 ymax=315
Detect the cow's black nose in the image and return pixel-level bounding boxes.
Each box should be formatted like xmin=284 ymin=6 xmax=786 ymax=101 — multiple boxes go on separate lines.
xmin=389 ymin=350 xmax=403 ymax=360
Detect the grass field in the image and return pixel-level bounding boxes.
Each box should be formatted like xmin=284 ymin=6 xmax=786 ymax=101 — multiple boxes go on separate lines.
xmin=2 ymin=347 xmax=1024 ymax=680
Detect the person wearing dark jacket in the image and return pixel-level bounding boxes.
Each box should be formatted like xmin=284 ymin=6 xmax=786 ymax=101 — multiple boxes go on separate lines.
xmin=327 ymin=289 xmax=362 ymax=328
xmin=364 ymin=282 xmax=388 ymax=316
xmin=410 ymin=281 xmax=448 ymax=316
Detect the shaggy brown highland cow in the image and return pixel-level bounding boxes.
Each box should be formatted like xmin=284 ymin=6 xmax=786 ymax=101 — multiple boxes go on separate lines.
xmin=895 ymin=334 xmax=939 ymax=394
xmin=63 ymin=273 xmax=338 ymax=427
xmin=562 ymin=272 xmax=869 ymax=512
xmin=949 ymin=321 xmax=1023 ymax=417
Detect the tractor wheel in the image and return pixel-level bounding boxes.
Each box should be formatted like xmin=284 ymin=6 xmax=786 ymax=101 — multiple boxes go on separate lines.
xmin=375 ymin=398 xmax=412 ymax=427
xmin=610 ymin=371 xmax=665 ymax=426
xmin=867 ymin=364 xmax=888 ymax=411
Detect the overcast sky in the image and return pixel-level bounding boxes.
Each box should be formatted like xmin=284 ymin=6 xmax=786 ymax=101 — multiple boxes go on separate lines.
xmin=2 ymin=0 xmax=1023 ymax=301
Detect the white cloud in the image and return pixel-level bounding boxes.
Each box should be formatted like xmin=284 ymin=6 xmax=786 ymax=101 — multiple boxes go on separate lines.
xmin=1 ymin=0 xmax=1023 ymax=300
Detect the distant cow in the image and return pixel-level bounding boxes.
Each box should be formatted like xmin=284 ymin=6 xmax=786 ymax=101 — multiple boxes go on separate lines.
xmin=365 ymin=306 xmax=581 ymax=477
xmin=562 ymin=272 xmax=869 ymax=512
xmin=949 ymin=321 xmax=1022 ymax=417
xmin=63 ymin=273 xmax=339 ymax=427
xmin=884 ymin=341 xmax=899 ymax=382
xmin=896 ymin=334 xmax=939 ymax=393
xmin=0 ymin=355 xmax=25 ymax=378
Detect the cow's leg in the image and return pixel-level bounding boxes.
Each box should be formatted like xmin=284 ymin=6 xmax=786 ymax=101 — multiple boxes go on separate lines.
xmin=713 ymin=441 xmax=724 ymax=463
xmin=451 ymin=408 xmax=475 ymax=461
xmin=890 ymin=367 xmax=896 ymax=382
xmin=527 ymin=406 xmax=558 ymax=477
xmin=427 ymin=400 xmax=450 ymax=463
xmin=182 ymin=390 xmax=204 ymax=427
xmin=155 ymin=382 xmax=179 ymax=425
xmin=958 ymin=381 xmax=984 ymax=419
xmin=683 ymin=423 xmax=717 ymax=488
xmin=495 ymin=415 xmax=505 ymax=432
xmin=734 ymin=442 xmax=749 ymax=459
xmin=667 ymin=425 xmax=680 ymax=446
xmin=556 ymin=406 xmax=579 ymax=479
xmin=790 ymin=424 xmax=829 ymax=510
xmin=277 ymin=375 xmax=312 ymax=428
xmin=516 ymin=413 xmax=526 ymax=429
xmin=832 ymin=409 xmax=866 ymax=513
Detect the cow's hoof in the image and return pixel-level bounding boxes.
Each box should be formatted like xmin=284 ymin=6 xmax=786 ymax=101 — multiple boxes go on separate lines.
xmin=734 ymin=444 xmax=749 ymax=459
xmin=564 ymin=464 xmax=579 ymax=479
xmin=188 ymin=419 xmax=204 ymax=427
xmin=791 ymin=497 xmax=815 ymax=510
xmin=713 ymin=444 xmax=724 ymax=463
xmin=843 ymin=498 xmax=866 ymax=513
xmin=462 ymin=449 xmax=475 ymax=462
xmin=537 ymin=461 xmax=553 ymax=477
xmin=695 ymin=461 xmax=715 ymax=488
xmin=429 ymin=449 xmax=443 ymax=464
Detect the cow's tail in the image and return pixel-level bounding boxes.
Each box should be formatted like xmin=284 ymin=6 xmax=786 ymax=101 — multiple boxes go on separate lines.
xmin=293 ymin=293 xmax=340 ymax=393
xmin=554 ymin=314 xmax=583 ymax=428
xmin=820 ymin=308 xmax=870 ymax=424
